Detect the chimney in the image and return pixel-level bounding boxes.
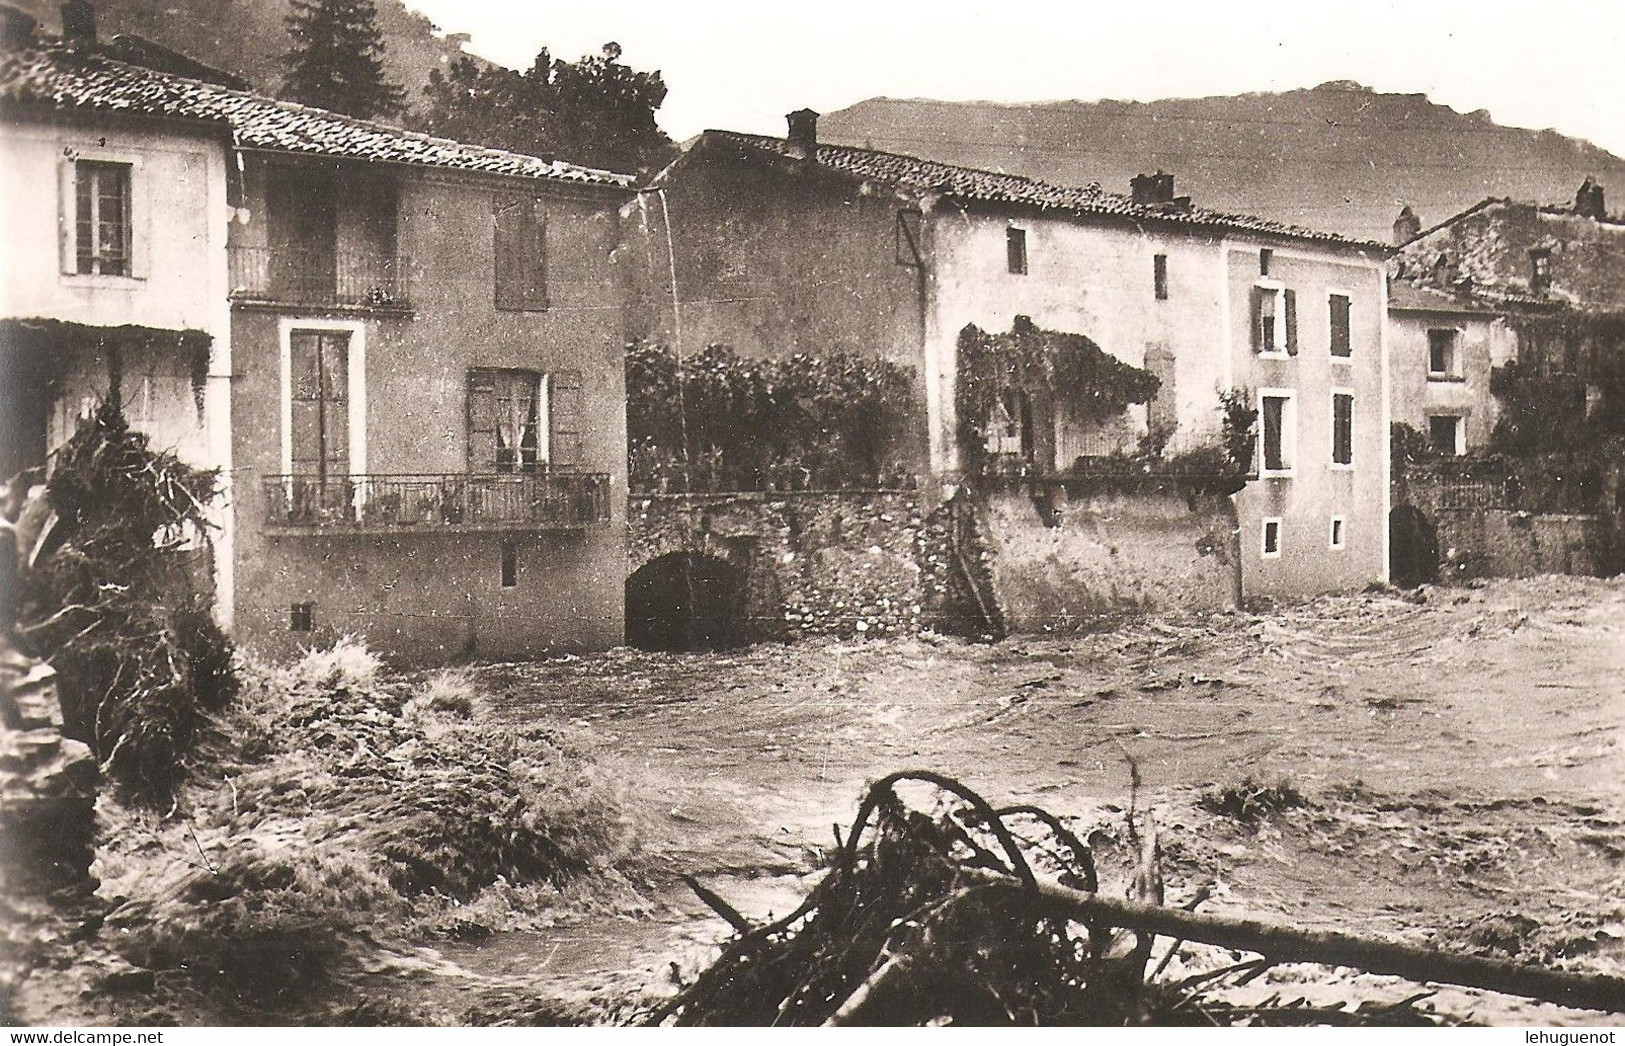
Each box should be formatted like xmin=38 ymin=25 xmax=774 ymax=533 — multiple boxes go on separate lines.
xmin=1576 ymin=177 xmax=1606 ymax=220
xmin=1393 ymin=205 xmax=1421 ymax=245
xmin=1130 ymin=171 xmax=1177 ymax=207
xmin=786 ymin=108 xmax=819 ymax=153
xmin=60 ymin=0 xmax=94 ymax=47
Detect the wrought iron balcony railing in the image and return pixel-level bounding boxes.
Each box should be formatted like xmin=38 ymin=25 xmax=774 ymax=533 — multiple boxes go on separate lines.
xmin=229 ymin=246 xmax=410 ymax=309
xmin=262 ymin=472 xmax=611 ymax=532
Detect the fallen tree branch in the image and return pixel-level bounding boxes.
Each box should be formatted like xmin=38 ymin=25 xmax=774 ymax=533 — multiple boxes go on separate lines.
xmin=966 ymin=869 xmax=1625 ymax=1014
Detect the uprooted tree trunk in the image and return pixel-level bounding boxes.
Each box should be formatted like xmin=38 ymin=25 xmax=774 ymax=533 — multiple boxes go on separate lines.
xmin=10 ymin=403 xmax=235 ymax=804
xmin=655 ymin=771 xmax=1625 ymax=1026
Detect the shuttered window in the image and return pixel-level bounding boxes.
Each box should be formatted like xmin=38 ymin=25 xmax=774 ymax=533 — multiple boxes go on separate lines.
xmin=1329 ymin=294 xmax=1352 ymax=358
xmin=494 ymin=195 xmax=548 ymax=311
xmin=1153 ymin=253 xmax=1168 ymax=300
xmin=1260 ymin=393 xmax=1293 ymax=474
xmin=1251 ymin=285 xmax=1296 ymax=354
xmin=468 ymin=368 xmax=546 ymax=473
xmin=550 ymin=369 xmax=583 ymax=468
xmin=289 ymin=330 xmax=349 ymax=479
xmin=1331 ymin=392 xmax=1354 ymax=466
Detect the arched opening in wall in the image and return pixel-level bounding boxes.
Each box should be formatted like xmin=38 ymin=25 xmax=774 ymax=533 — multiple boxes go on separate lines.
xmin=625 ymin=552 xmax=747 ymax=651
xmin=1389 ymin=505 xmax=1440 ymax=588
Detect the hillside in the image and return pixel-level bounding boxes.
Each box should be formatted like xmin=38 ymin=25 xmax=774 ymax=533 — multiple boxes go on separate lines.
xmin=11 ymin=0 xmax=478 ymax=110
xmin=819 ymin=85 xmax=1625 ymax=243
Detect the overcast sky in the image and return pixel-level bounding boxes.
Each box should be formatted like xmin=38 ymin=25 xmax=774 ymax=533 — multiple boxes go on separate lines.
xmin=405 ymin=0 xmax=1625 ymax=158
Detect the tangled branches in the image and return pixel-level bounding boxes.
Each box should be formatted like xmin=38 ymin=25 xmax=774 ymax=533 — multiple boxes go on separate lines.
xmin=651 ymin=771 xmax=1461 ymax=1027
xmin=13 ymin=403 xmax=235 ymax=803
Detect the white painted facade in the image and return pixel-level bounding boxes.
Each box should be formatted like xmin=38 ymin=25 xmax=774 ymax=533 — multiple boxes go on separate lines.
xmin=0 ymin=114 xmax=235 ymax=623
xmin=919 ymin=202 xmax=1391 ymax=595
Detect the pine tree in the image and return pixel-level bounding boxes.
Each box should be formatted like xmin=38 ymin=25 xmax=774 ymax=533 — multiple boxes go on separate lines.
xmin=281 ymin=0 xmax=404 ymax=120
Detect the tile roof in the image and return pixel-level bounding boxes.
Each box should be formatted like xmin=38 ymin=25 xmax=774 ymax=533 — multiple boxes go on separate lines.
xmin=0 ymin=41 xmax=635 ymax=189
xmin=1387 ymin=280 xmax=1504 ymax=314
xmin=693 ymin=131 xmax=1387 ymax=251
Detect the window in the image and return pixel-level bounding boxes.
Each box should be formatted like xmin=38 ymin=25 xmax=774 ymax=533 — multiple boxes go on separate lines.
xmin=290 ymin=602 xmax=314 ymax=632
xmin=895 ymin=209 xmax=924 ymax=268
xmin=1259 ymin=391 xmax=1295 ymax=474
xmin=495 ymin=194 xmax=548 ymax=310
xmin=1006 ymin=227 xmax=1028 ymax=275
xmin=1529 ymin=249 xmax=1551 ymax=294
xmin=1427 ymin=329 xmax=1459 ymax=379
xmin=500 ymin=540 xmax=518 ymax=588
xmin=1329 ymin=517 xmax=1346 ymax=550
xmin=1153 ymin=253 xmax=1168 ymax=300
xmin=74 ymin=160 xmax=132 ymax=276
xmin=289 ymin=330 xmax=350 ymax=479
xmin=1328 ymin=293 xmax=1352 ymax=359
xmin=1331 ymin=391 xmax=1354 ymax=467
xmin=468 ymin=369 xmax=546 ymax=473
xmin=1428 ymin=414 xmax=1463 ymax=457
xmin=1261 ymin=518 xmax=1282 ymax=558
xmin=1259 ymin=248 xmax=1272 ymax=276
xmin=1251 ymin=285 xmax=1297 ymax=355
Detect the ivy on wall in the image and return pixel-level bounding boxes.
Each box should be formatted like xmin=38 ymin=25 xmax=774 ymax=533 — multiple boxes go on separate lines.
xmin=955 ymin=316 xmax=1161 ymax=475
xmin=626 ymin=342 xmax=916 ymax=493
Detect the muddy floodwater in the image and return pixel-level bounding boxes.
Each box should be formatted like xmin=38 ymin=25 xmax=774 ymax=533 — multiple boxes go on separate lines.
xmin=444 ymin=576 xmax=1624 ymax=1024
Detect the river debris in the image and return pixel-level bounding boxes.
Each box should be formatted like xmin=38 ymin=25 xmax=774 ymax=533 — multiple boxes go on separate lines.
xmin=652 ymin=771 xmax=1625 ymax=1026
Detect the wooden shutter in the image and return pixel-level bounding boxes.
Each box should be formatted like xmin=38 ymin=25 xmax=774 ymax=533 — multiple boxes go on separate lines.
xmin=1284 ymin=289 xmax=1299 ymax=355
xmin=1249 ymin=286 xmax=1263 ymax=352
xmin=467 ymin=368 xmax=498 ymax=472
xmin=549 ymin=368 xmax=583 ymax=468
xmin=1330 ymin=295 xmax=1351 ymax=357
xmin=289 ymin=331 xmax=347 ymax=478
xmin=494 ymin=196 xmax=548 ymax=311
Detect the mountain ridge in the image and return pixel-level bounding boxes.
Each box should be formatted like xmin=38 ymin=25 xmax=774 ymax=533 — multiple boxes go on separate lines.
xmin=819 ymin=86 xmax=1625 ymax=242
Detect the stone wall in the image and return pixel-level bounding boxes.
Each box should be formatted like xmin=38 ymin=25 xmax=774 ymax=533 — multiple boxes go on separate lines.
xmin=1434 ymin=510 xmax=1607 ymax=580
xmin=977 ymin=482 xmax=1241 ymax=629
xmin=627 ymin=491 xmax=964 ymax=641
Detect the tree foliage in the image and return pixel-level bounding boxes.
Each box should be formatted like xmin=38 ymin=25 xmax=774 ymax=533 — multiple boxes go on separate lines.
xmin=415 ymin=43 xmax=676 ymax=174
xmin=626 ymin=343 xmax=916 ymax=492
xmin=281 ymin=0 xmax=404 ymax=119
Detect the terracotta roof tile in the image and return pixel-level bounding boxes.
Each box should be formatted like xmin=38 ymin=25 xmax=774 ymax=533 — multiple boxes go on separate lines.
xmin=702 ymin=131 xmax=1386 ymax=250
xmin=0 ymin=42 xmax=635 ymax=188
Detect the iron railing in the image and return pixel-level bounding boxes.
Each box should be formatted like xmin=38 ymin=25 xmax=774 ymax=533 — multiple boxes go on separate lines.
xmin=263 ymin=472 xmax=610 ymax=531
xmin=229 ymin=246 xmax=410 ymax=308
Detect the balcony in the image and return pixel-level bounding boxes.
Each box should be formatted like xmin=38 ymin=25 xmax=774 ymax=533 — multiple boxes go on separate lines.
xmin=263 ymin=472 xmax=611 ymax=534
xmin=229 ymin=246 xmax=411 ymax=310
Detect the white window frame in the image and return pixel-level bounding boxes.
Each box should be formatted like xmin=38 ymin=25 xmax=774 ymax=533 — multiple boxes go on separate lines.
xmin=1257 ymin=387 xmax=1297 ymax=478
xmin=58 ymin=146 xmax=149 ymax=285
xmin=278 ymin=317 xmax=367 ymax=477
xmin=1329 ymin=386 xmax=1356 ymax=471
xmin=1427 ymin=327 xmax=1462 ymax=381
xmin=1261 ymin=517 xmax=1283 ymax=559
xmin=1329 ymin=515 xmax=1346 ymax=551
xmin=1326 ymin=288 xmax=1355 ymax=364
xmin=1427 ymin=412 xmax=1465 ymax=458
xmin=1254 ymin=279 xmax=1288 ymax=359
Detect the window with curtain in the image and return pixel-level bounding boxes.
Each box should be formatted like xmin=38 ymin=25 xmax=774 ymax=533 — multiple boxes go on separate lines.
xmin=468 ymin=368 xmax=547 ymax=473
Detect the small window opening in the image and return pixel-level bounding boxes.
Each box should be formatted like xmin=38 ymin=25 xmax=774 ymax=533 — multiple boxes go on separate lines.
xmin=1006 ymin=227 xmax=1028 ymax=275
xmin=1153 ymin=253 xmax=1168 ymax=300
xmin=1259 ymin=248 xmax=1273 ymax=276
xmin=500 ymin=540 xmax=518 ymax=588
xmin=1262 ymin=518 xmax=1282 ymax=558
xmin=290 ymin=602 xmax=314 ymax=632
xmin=1330 ymin=517 xmax=1346 ymax=550
xmin=1428 ymin=414 xmax=1462 ymax=457
xmin=1529 ymin=249 xmax=1551 ymax=293
xmin=1427 ymin=329 xmax=1458 ymax=378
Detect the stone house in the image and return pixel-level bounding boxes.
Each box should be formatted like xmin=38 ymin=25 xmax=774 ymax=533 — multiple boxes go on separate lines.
xmin=0 ymin=5 xmax=235 ymax=618
xmin=631 ymin=111 xmax=1395 ymax=610
xmin=1 ymin=7 xmax=638 ymax=662
xmin=1385 ymin=280 xmax=1516 ymax=456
